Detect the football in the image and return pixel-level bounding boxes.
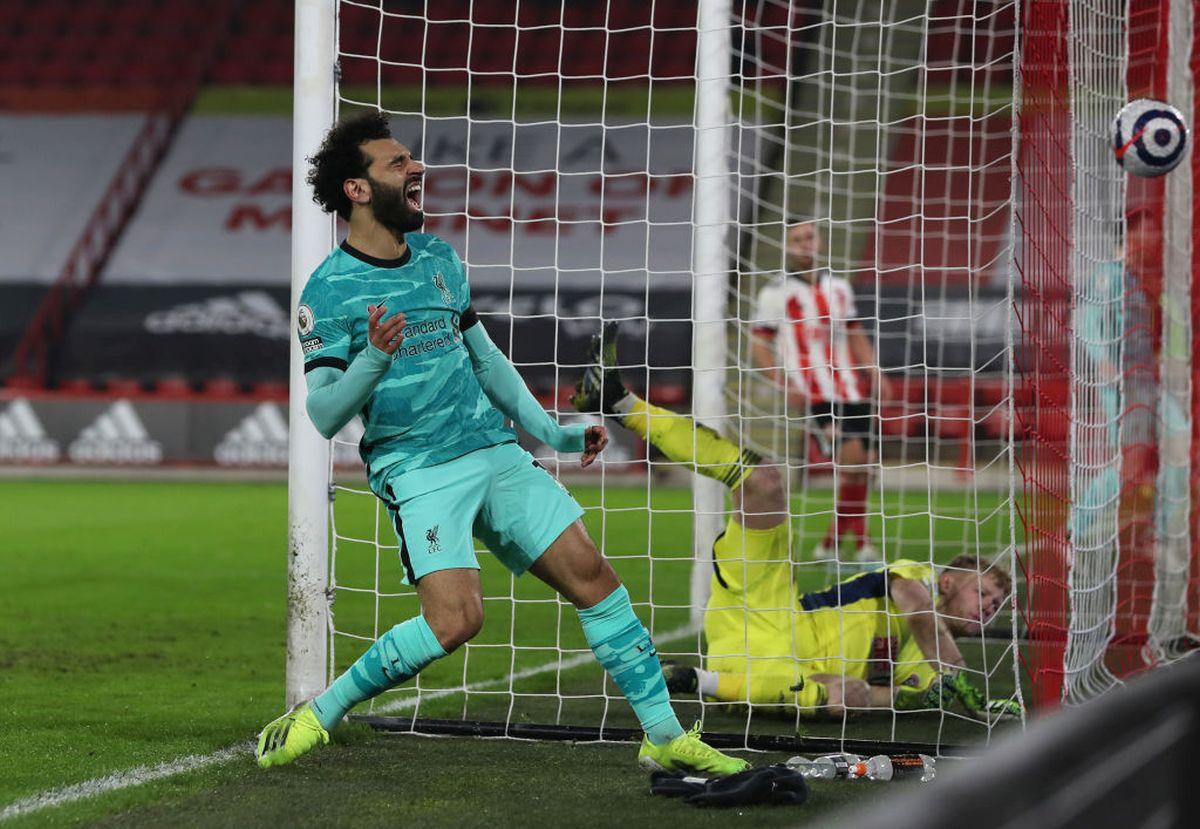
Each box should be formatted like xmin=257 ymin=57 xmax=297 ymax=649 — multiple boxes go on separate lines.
xmin=1112 ymin=98 xmax=1188 ymax=177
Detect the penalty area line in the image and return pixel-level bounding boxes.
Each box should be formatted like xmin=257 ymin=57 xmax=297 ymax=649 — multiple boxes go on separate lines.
xmin=0 ymin=742 xmax=254 ymax=823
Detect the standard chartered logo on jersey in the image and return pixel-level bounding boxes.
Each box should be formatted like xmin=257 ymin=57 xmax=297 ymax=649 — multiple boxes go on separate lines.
xmin=393 ymin=313 xmax=460 ymax=359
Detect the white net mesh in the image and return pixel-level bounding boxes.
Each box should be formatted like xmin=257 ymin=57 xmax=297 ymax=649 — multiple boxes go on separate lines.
xmin=1014 ymin=0 xmax=1198 ymax=705
xmin=1147 ymin=0 xmax=1196 ymax=661
xmin=1060 ymin=0 xmax=1127 ymax=703
xmin=327 ymin=0 xmax=709 ymax=736
xmin=724 ymin=0 xmax=1021 ymax=743
xmin=294 ymin=0 xmax=1200 ymax=752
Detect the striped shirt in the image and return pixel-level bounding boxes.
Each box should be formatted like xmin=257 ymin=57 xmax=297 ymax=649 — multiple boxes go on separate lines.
xmin=752 ymin=271 xmax=865 ymax=404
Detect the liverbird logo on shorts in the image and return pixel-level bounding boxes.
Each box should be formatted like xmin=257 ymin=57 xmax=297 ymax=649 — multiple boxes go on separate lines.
xmin=426 ymin=525 xmax=441 ymax=553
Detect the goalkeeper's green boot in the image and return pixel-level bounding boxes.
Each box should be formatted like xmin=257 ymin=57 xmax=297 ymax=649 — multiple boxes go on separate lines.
xmin=571 ymin=321 xmax=627 ymax=415
xmin=255 ymin=703 xmax=329 ymax=769
xmin=637 ymin=722 xmax=750 ymax=777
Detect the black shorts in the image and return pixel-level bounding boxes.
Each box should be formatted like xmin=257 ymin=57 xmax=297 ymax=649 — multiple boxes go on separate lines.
xmin=807 ymin=401 xmax=874 ymax=444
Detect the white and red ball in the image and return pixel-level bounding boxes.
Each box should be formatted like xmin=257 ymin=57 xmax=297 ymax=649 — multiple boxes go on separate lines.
xmin=1112 ymin=98 xmax=1188 ymax=178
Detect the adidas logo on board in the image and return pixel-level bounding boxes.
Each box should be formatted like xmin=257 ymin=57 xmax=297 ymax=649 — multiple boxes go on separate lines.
xmin=144 ymin=291 xmax=289 ymax=339
xmin=68 ymin=400 xmax=162 ymax=464
xmin=215 ymin=402 xmax=289 ymax=466
xmin=0 ymin=398 xmax=61 ymax=462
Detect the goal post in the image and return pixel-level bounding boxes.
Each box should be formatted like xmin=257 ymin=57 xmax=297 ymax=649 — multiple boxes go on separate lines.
xmin=284 ymin=0 xmax=1200 ymax=751
xmin=285 ymin=0 xmax=336 ymax=708
xmin=689 ymin=0 xmax=733 ymax=630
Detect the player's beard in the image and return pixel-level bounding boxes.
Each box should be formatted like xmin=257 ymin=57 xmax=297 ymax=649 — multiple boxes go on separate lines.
xmin=367 ymin=175 xmax=424 ymax=235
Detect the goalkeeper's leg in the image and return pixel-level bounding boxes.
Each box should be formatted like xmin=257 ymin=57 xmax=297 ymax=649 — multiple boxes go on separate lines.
xmin=671 ymin=667 xmax=870 ymax=719
xmin=572 ymin=321 xmax=786 ymax=529
xmin=256 ymin=569 xmax=477 ymax=768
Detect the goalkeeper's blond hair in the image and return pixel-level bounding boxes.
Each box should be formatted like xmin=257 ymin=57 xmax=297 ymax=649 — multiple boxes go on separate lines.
xmin=944 ymin=554 xmax=1012 ymax=597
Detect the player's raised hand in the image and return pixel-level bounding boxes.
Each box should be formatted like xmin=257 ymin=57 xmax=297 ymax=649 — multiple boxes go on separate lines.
xmin=367 ymin=304 xmax=407 ymax=354
xmin=580 ymin=424 xmax=608 ymax=468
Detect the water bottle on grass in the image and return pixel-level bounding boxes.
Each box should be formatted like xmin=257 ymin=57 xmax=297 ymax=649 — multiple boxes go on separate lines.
xmin=856 ymin=753 xmax=936 ymax=782
xmin=785 ymin=753 xmax=862 ymax=780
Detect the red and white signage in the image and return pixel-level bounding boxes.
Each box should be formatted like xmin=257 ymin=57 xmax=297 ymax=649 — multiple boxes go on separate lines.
xmin=103 ymin=116 xmax=695 ymax=288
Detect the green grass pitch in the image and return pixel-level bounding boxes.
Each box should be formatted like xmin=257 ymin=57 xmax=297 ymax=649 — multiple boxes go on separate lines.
xmin=1 ymin=479 xmax=1015 ymax=826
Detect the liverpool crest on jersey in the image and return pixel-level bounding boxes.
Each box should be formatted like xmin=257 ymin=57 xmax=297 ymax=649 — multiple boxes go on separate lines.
xmin=433 ymin=272 xmax=455 ymax=307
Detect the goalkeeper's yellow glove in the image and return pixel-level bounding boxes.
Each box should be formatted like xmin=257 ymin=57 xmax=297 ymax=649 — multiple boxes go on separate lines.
xmin=984 ymin=697 xmax=1023 ymax=719
xmin=923 ymin=670 xmax=987 ymax=712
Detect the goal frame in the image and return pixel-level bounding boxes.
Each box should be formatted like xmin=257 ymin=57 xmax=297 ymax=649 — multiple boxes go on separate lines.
xmin=286 ymin=0 xmax=336 ymax=708
xmin=285 ymin=0 xmax=1200 ymax=734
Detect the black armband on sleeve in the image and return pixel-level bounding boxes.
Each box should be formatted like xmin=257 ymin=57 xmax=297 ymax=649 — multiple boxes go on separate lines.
xmin=304 ymin=356 xmax=349 ymax=373
xmin=460 ymin=305 xmax=479 ymax=331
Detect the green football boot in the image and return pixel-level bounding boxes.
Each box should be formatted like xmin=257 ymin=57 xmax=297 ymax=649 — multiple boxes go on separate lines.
xmin=637 ymin=722 xmax=751 ymax=777
xmin=571 ymin=321 xmax=627 ymax=415
xmin=255 ymin=702 xmax=330 ymax=768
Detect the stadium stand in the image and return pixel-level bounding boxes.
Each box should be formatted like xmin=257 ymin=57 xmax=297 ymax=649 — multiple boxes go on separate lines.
xmin=1 ymin=0 xmax=1005 ymax=477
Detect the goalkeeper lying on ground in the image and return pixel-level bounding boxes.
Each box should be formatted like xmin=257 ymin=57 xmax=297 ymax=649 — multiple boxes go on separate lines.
xmin=572 ymin=323 xmax=1018 ymax=719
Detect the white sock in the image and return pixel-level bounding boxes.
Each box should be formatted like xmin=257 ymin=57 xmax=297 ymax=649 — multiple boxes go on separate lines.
xmin=612 ymin=392 xmax=637 ymax=415
xmin=696 ymin=668 xmax=719 ymax=697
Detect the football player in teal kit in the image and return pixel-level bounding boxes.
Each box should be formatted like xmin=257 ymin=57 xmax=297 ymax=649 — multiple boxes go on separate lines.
xmin=256 ymin=112 xmax=746 ymax=777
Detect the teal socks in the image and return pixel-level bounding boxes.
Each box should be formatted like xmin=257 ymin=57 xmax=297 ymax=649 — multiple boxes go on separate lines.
xmin=578 ymin=585 xmax=684 ymax=746
xmin=311 ymin=615 xmax=447 ymax=731
xmin=310 ymin=589 xmax=682 ymax=744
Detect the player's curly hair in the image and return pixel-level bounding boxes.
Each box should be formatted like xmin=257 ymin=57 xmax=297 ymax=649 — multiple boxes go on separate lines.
xmin=306 ymin=111 xmax=392 ymax=220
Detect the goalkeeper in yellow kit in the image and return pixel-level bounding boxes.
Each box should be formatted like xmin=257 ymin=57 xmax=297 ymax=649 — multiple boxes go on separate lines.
xmin=572 ymin=323 xmax=1018 ymax=719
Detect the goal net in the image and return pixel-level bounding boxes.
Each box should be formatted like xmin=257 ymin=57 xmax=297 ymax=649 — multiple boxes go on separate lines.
xmin=286 ymin=0 xmax=1199 ymax=755
xmin=1018 ymin=0 xmax=1199 ymax=707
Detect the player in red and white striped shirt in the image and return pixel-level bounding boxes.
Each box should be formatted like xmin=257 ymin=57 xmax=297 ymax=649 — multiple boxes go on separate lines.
xmin=751 ymin=220 xmax=893 ymax=562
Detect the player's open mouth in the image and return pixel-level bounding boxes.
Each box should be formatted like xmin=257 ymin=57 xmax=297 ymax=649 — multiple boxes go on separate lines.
xmin=405 ymin=178 xmax=422 ymax=210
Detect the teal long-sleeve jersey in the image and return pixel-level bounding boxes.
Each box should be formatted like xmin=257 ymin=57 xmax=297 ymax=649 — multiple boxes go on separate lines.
xmin=297 ymin=234 xmax=516 ymax=491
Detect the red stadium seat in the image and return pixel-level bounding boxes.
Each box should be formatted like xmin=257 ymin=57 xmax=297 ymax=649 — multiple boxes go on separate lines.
xmin=57 ymin=377 xmax=99 ymax=395
xmin=515 ymin=28 xmax=562 ymax=79
xmin=560 ymin=30 xmax=605 ymax=77
xmin=153 ymin=376 xmax=194 ymax=398
xmin=203 ymin=378 xmax=242 ymax=398
xmin=16 ymin=5 xmax=73 ymax=35
xmin=104 ymin=378 xmax=144 ymax=396
xmin=257 ymin=56 xmax=291 ymax=85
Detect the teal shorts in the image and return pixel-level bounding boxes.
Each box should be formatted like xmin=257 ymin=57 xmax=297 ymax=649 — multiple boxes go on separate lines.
xmin=378 ymin=441 xmax=585 ymax=585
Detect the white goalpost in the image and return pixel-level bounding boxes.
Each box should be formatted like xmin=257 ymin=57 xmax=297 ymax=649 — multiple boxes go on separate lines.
xmin=286 ymin=0 xmax=336 ymax=708
xmin=285 ymin=0 xmax=1024 ymax=755
xmin=286 ymin=0 xmax=1199 ymax=752
xmin=688 ymin=0 xmax=733 ymax=630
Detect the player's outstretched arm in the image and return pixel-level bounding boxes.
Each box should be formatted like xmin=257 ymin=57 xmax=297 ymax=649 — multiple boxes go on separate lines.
xmin=305 ymin=305 xmax=406 ymax=439
xmin=463 ymin=320 xmax=606 ymax=466
xmin=889 ymin=576 xmax=966 ymax=672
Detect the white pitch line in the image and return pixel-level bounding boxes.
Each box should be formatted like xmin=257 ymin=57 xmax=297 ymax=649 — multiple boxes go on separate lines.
xmin=1 ymin=624 xmax=700 ymax=821
xmin=374 ymin=623 xmax=698 ymax=714
xmin=0 ymin=742 xmax=253 ymax=823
